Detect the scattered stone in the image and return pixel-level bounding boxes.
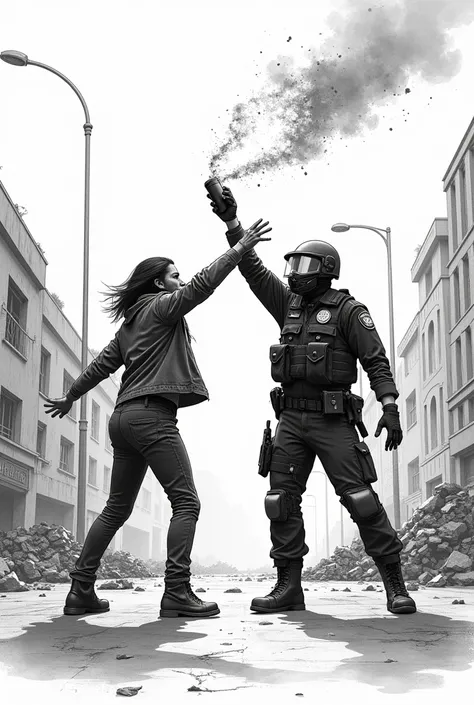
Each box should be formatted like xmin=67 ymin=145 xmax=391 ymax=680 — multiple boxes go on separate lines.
xmin=245 ymin=577 xmax=253 ymax=581
xmin=362 ymin=585 xmax=375 ymax=591
xmin=134 ymin=586 xmax=145 ymax=592
xmin=195 ymin=587 xmax=206 ymax=593
xmin=116 ymin=686 xmax=142 ymax=696
xmin=98 ymin=580 xmax=120 ymax=590
xmin=304 ymin=588 xmax=309 ymax=591
xmin=384 ymin=658 xmax=397 ymax=663
xmin=220 ymin=642 xmax=232 ymax=645
xmin=259 ymin=621 xmax=273 ymax=625
xmin=442 ymin=551 xmax=472 ymax=573
xmin=452 ymin=599 xmax=465 ymax=605
xmin=406 ymin=582 xmax=419 ymax=591
xmin=427 ymin=575 xmax=447 ymax=588
xmin=224 ymin=588 xmax=242 ymax=593
xmin=342 ymin=587 xmax=351 ymax=592
xmin=116 ymin=654 xmax=134 ymax=660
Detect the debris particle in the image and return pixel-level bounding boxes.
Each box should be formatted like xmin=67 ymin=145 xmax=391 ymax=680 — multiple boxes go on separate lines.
xmin=363 ymin=584 xmax=376 ymax=591
xmin=259 ymin=621 xmax=273 ymax=625
xmin=39 ymin=593 xmax=46 ymax=597
xmin=220 ymin=642 xmax=232 ymax=645
xmin=452 ymin=599 xmax=465 ymax=605
xmin=116 ymin=654 xmax=135 ymax=660
xmin=328 ymin=632 xmax=335 ymax=636
xmin=116 ymin=686 xmax=142 ymax=697
xmin=287 ymin=36 xmax=292 ymax=42
xmin=225 ymin=588 xmax=242 ymax=593
xmin=405 ymin=88 xmax=411 ymax=94
xmin=343 ymin=588 xmax=351 ymax=592
xmin=384 ymin=658 xmax=397 ymax=663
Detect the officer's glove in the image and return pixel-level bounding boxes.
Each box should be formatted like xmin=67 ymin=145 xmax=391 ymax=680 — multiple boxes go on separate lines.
xmin=374 ymin=403 xmax=403 ymax=451
xmin=207 ymin=185 xmax=238 ymax=223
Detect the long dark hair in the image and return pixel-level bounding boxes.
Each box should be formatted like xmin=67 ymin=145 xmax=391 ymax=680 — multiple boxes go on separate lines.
xmin=101 ymin=257 xmax=174 ymax=323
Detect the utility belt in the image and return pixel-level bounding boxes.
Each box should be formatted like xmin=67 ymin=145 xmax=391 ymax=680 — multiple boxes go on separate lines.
xmin=270 ymin=387 xmax=368 ymax=438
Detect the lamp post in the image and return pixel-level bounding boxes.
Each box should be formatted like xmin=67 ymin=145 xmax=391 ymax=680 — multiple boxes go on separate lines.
xmin=1 ymin=49 xmax=92 ymax=543
xmin=330 ymin=222 xmax=400 ymax=530
xmin=302 ymin=493 xmax=318 ymax=563
xmin=312 ymin=469 xmax=330 ymax=557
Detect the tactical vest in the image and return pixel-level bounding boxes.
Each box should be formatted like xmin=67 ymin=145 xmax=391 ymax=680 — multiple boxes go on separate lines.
xmin=269 ymin=288 xmax=358 ymax=387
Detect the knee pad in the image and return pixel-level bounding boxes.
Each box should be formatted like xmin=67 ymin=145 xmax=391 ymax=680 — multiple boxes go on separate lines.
xmin=266 ymin=490 xmax=295 ymax=521
xmin=341 ymin=486 xmax=381 ymax=522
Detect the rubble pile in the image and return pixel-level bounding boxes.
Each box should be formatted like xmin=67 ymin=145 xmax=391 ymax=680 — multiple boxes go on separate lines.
xmin=0 ymin=522 xmax=155 ymax=592
xmin=303 ymin=483 xmax=474 ymax=587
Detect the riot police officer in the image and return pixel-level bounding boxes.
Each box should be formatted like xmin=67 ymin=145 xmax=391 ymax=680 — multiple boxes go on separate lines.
xmin=208 ymin=186 xmax=416 ymax=616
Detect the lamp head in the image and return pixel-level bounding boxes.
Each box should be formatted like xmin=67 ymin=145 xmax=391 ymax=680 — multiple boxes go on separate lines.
xmin=1 ymin=50 xmax=29 ymax=66
xmin=331 ymin=223 xmax=351 ymax=233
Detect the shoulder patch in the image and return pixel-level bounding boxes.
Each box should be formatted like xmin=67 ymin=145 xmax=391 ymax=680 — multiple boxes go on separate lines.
xmin=358 ymin=311 xmax=375 ymax=330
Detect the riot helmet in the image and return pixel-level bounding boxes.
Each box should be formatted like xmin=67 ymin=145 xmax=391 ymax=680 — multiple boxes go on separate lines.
xmin=283 ymin=240 xmax=340 ymax=296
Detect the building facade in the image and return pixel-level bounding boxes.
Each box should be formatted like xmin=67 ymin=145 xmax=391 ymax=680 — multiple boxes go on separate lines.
xmin=0 ymin=179 xmax=167 ymax=560
xmin=443 ymin=118 xmax=474 ymax=490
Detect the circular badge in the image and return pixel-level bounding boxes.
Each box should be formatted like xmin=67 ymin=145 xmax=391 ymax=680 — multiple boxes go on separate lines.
xmin=316 ymin=309 xmax=331 ymax=324
xmin=358 ymin=311 xmax=375 ymax=330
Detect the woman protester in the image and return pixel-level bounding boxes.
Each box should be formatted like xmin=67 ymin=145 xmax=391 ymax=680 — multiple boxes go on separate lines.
xmin=44 ymin=202 xmax=271 ymax=619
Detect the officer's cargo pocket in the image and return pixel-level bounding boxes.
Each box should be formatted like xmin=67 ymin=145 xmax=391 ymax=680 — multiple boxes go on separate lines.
xmin=306 ymin=342 xmax=333 ymax=384
xmin=354 ymin=441 xmax=378 ymax=483
xmin=269 ymin=344 xmax=290 ymax=382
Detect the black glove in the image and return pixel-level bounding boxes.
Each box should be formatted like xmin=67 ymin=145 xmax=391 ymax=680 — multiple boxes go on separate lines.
xmin=207 ymin=185 xmax=238 ymax=223
xmin=374 ymin=403 xmax=403 ymax=451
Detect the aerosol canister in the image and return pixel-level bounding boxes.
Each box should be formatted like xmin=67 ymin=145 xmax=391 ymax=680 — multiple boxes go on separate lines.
xmin=204 ymin=176 xmax=227 ymax=214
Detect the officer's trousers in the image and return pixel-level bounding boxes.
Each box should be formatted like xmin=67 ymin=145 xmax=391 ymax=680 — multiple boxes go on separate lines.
xmin=267 ymin=408 xmax=403 ymax=567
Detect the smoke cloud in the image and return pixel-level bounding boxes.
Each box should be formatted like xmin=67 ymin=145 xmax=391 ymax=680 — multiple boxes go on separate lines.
xmin=209 ymin=0 xmax=474 ymax=180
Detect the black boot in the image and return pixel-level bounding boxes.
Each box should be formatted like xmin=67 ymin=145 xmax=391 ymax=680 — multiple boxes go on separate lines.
xmin=375 ymin=560 xmax=417 ymax=614
xmin=160 ymin=582 xmax=220 ymax=618
xmin=64 ymin=579 xmax=110 ymax=616
xmin=250 ymin=562 xmax=306 ymax=613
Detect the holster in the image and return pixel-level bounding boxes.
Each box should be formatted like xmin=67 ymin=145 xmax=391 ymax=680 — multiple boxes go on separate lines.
xmin=344 ymin=392 xmax=368 ymax=438
xmin=258 ymin=420 xmax=273 ymax=478
xmin=270 ymin=387 xmax=284 ymax=420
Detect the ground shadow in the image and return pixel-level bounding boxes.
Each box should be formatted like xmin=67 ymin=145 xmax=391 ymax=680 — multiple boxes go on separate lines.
xmin=0 ymin=602 xmax=473 ymax=693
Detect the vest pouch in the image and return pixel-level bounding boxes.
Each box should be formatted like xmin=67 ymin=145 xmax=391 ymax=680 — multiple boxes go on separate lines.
xmin=306 ymin=342 xmax=333 ymax=385
xmin=269 ymin=344 xmax=290 ymax=383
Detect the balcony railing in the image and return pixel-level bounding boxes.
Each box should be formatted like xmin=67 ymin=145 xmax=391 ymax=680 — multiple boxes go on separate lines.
xmin=3 ymin=309 xmax=28 ymax=358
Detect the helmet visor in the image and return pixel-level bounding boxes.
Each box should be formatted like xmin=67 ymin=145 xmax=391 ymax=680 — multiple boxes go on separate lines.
xmin=284 ymin=255 xmax=322 ymax=278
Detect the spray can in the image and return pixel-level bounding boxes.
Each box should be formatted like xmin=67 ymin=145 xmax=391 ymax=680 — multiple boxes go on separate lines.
xmin=204 ymin=176 xmax=227 ymax=214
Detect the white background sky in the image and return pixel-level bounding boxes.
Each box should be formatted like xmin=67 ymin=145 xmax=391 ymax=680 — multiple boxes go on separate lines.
xmin=1 ymin=0 xmax=474 ymax=570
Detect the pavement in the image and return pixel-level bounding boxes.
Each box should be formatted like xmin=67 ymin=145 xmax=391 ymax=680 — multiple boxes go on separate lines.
xmin=0 ymin=575 xmax=473 ymax=705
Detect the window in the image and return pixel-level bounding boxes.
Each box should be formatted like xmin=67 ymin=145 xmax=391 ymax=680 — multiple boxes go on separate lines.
xmin=427 ymin=321 xmax=435 ymax=374
xmin=424 ymin=405 xmax=429 ymax=454
xmin=466 ymin=327 xmax=473 ymax=380
xmin=404 ymin=338 xmax=419 ymax=376
xmin=436 ymin=309 xmax=441 ymax=361
xmin=91 ymin=401 xmax=100 ymax=441
xmin=63 ymin=371 xmax=76 ymax=419
xmin=450 ymin=183 xmax=458 ymax=251
xmin=0 ymin=388 xmax=21 ymax=443
xmin=36 ymin=422 xmax=46 ymax=457
xmin=422 ymin=333 xmax=426 ymax=380
xmin=455 ymin=337 xmax=463 ymax=389
xmin=406 ymin=390 xmax=417 ymax=428
xmin=39 ymin=347 xmax=51 ymax=395
xmin=88 ymin=457 xmax=98 ymax=486
xmin=142 ymin=488 xmax=151 ymax=512
xmin=5 ymin=278 xmax=28 ymax=357
xmin=458 ymin=405 xmax=464 ymax=430
xmin=430 ymin=396 xmax=438 ymax=450
xmin=426 ymin=475 xmax=443 ymax=498
xmin=408 ymin=458 xmax=420 ymax=494
xmin=449 ymin=410 xmax=454 ymax=436
xmin=59 ymin=436 xmax=74 ymax=474
xmin=453 ymin=268 xmax=461 ymax=323
xmin=463 ymin=254 xmax=471 ymax=310
xmin=461 ymin=452 xmax=474 ymax=486
xmin=103 ymin=465 xmax=111 ymax=493
xmin=439 ymin=387 xmax=445 ymax=444
xmin=469 ymin=395 xmax=474 ymax=424
xmin=460 ymin=167 xmax=468 ymax=237
xmin=425 ymin=265 xmax=433 ymax=297
xmin=105 ymin=414 xmax=112 ymax=452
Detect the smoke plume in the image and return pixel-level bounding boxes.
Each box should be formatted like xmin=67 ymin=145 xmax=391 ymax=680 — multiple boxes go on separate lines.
xmin=209 ymin=0 xmax=474 ymax=180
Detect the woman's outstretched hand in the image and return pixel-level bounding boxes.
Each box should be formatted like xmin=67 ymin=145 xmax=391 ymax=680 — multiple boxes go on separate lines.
xmin=43 ymin=396 xmax=74 ymax=419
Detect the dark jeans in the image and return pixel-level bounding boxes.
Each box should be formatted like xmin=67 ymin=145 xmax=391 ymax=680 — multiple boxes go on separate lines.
xmin=268 ymin=409 xmax=403 ymax=567
xmin=70 ymin=396 xmax=201 ymax=588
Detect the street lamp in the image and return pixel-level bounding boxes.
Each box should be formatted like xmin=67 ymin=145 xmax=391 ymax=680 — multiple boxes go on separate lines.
xmin=1 ymin=49 xmax=92 ymax=543
xmin=330 ymin=221 xmax=401 ymax=530
xmin=302 ymin=493 xmax=318 ymax=563
xmin=312 ymin=469 xmax=330 ymax=557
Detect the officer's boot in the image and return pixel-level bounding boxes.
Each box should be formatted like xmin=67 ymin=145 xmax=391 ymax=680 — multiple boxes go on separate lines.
xmin=250 ymin=560 xmax=306 ymax=613
xmin=64 ymin=579 xmax=110 ymax=615
xmin=160 ymin=581 xmax=220 ymax=618
xmin=375 ymin=559 xmax=417 ymax=614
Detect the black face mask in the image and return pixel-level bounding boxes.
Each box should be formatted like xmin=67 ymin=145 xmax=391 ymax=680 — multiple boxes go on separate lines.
xmin=288 ymin=273 xmax=332 ymax=298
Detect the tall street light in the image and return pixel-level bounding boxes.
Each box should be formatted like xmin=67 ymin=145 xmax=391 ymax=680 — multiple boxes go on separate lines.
xmin=330 ymin=222 xmax=401 ymax=530
xmin=1 ymin=49 xmax=92 ymax=543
